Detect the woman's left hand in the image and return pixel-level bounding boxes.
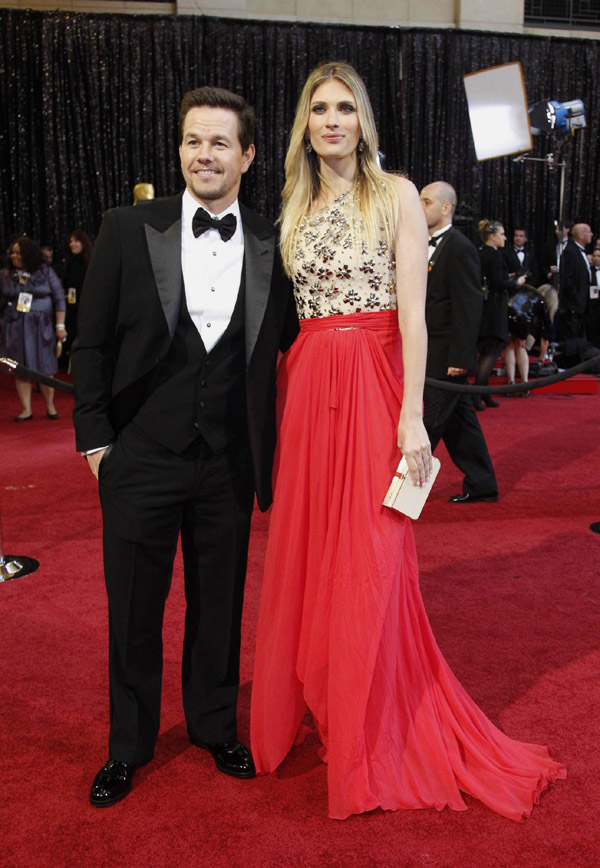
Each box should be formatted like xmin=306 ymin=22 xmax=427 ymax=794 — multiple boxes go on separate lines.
xmin=397 ymin=417 xmax=432 ymax=487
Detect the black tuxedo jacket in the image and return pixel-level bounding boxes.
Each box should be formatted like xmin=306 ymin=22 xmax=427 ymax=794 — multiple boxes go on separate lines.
xmin=502 ymin=244 xmax=538 ymax=286
xmin=425 ymin=226 xmax=483 ymax=379
xmin=541 ymin=239 xmax=565 ymax=282
xmin=559 ymin=239 xmax=590 ymax=315
xmin=72 ymin=193 xmax=298 ymax=510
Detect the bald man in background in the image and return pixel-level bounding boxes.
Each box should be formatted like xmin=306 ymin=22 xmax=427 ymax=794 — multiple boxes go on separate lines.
xmin=558 ymin=222 xmax=593 ymax=341
xmin=420 ymin=181 xmax=498 ymax=504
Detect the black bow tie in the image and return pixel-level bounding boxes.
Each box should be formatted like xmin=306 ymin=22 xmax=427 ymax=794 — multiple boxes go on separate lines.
xmin=428 ymin=236 xmax=439 ymax=248
xmin=515 ymin=247 xmax=524 ymax=252
xmin=192 ymin=207 xmax=237 ymax=241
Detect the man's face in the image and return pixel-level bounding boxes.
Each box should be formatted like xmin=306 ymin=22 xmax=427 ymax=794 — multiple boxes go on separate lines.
xmin=513 ymin=230 xmax=527 ymax=247
xmin=419 ymin=185 xmax=449 ymax=233
xmin=573 ymin=223 xmax=593 ymax=246
xmin=591 ymin=250 xmax=600 ymax=268
xmin=179 ymin=107 xmax=255 ymax=213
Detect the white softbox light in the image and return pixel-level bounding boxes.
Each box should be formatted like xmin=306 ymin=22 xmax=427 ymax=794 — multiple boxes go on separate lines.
xmin=463 ymin=62 xmax=532 ymax=161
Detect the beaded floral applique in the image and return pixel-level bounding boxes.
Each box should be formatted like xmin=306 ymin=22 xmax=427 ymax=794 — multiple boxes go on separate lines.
xmin=291 ymin=190 xmax=396 ymax=319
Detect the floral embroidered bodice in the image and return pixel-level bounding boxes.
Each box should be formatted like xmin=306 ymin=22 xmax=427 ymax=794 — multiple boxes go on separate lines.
xmin=290 ymin=189 xmax=397 ymax=319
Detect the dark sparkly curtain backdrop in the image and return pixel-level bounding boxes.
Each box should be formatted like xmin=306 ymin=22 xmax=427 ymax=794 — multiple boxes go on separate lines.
xmin=0 ymin=9 xmax=599 ymax=258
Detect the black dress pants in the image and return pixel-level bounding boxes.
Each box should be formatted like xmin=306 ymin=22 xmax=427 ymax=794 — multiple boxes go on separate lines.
xmin=423 ymin=382 xmax=498 ymax=497
xmin=98 ymin=423 xmax=255 ymax=766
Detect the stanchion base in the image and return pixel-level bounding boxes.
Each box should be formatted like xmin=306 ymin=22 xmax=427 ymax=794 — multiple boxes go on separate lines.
xmin=0 ymin=555 xmax=40 ymax=582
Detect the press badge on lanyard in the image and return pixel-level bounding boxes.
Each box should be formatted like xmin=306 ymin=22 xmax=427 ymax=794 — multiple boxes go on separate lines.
xmin=17 ymin=292 xmax=33 ymax=313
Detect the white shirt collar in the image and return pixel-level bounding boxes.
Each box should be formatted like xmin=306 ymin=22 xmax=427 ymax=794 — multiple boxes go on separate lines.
xmin=430 ymin=223 xmax=452 ymax=240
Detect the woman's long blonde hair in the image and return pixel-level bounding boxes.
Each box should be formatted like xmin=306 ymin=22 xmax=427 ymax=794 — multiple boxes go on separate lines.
xmin=280 ymin=61 xmax=399 ymax=274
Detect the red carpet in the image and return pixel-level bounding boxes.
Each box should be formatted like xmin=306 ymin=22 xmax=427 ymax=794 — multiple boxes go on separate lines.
xmin=1 ymin=371 xmax=599 ymax=867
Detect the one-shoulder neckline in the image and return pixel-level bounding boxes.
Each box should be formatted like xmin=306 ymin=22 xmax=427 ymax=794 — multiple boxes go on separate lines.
xmin=307 ymin=188 xmax=353 ymax=218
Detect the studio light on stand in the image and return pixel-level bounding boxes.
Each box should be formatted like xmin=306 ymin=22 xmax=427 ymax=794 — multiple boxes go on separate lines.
xmin=517 ymin=99 xmax=587 ymax=225
xmin=528 ymin=99 xmax=586 ymax=135
xmin=463 ymin=62 xmax=586 ymax=229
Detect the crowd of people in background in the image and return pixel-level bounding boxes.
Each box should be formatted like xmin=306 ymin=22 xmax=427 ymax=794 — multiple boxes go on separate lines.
xmin=0 ymin=230 xmax=92 ymax=419
xmin=1 ymin=211 xmax=599 ymax=423
xmin=472 ymin=217 xmax=600 ymax=411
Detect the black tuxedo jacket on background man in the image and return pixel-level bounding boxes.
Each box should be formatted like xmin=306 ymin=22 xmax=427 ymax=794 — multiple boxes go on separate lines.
xmin=558 ymin=238 xmax=590 ymax=340
xmin=424 ymin=227 xmax=482 ymax=380
xmin=423 ymin=226 xmax=497 ymax=498
xmin=502 ymin=244 xmax=539 ymax=287
xmin=72 ymin=192 xmax=298 ymax=765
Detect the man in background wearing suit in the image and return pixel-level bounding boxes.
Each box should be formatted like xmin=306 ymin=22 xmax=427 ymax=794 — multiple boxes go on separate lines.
xmin=558 ymin=222 xmax=593 ymax=341
xmin=586 ymin=247 xmax=600 ymax=347
xmin=72 ymin=87 xmax=298 ymax=806
xmin=542 ymin=220 xmax=571 ymax=286
xmin=419 ymin=182 xmax=498 ymax=504
xmin=503 ymin=227 xmax=539 ymax=287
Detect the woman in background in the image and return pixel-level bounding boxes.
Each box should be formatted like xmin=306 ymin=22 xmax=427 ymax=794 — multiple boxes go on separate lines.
xmin=0 ymin=235 xmax=66 ymax=420
xmin=250 ymin=62 xmax=565 ymax=821
xmin=474 ymin=220 xmax=527 ymax=408
xmin=61 ymin=229 xmax=92 ymax=365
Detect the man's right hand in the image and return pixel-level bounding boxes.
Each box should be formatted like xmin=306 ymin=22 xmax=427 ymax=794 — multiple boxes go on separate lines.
xmin=86 ymin=449 xmax=107 ymax=480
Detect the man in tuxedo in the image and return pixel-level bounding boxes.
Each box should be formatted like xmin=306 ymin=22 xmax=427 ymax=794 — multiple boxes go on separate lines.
xmin=419 ymin=182 xmax=497 ymax=504
xmin=586 ymin=248 xmax=600 ymax=347
xmin=72 ymin=87 xmax=298 ymax=806
xmin=557 ymin=222 xmax=593 ymax=341
xmin=542 ymin=221 xmax=571 ymax=285
xmin=503 ymin=227 xmax=539 ymax=286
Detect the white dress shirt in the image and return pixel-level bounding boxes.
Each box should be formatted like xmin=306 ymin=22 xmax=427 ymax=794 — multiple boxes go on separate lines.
xmin=181 ymin=189 xmax=244 ymax=353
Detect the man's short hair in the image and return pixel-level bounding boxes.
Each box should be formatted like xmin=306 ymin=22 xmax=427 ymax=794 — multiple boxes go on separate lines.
xmin=179 ymin=87 xmax=255 ymax=152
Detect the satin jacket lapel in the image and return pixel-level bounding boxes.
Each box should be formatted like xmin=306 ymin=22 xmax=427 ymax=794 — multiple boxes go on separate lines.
xmin=144 ymin=217 xmax=182 ymax=339
xmin=243 ymin=219 xmax=275 ymax=365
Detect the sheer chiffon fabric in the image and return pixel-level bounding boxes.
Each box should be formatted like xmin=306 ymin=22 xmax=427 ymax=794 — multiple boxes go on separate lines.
xmin=251 ymin=309 xmax=565 ymax=821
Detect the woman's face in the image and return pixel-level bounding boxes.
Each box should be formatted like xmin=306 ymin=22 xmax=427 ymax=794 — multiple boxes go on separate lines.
xmin=490 ymin=226 xmax=506 ymax=248
xmin=10 ymin=244 xmax=23 ymax=268
xmin=69 ymin=236 xmax=83 ymax=255
xmin=307 ymin=79 xmax=360 ymax=162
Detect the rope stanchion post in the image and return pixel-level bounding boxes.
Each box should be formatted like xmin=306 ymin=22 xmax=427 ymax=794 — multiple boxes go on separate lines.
xmin=0 ymin=357 xmax=45 ymax=581
xmin=0 ymin=505 xmax=39 ymax=582
xmin=0 ymin=357 xmax=75 ymax=394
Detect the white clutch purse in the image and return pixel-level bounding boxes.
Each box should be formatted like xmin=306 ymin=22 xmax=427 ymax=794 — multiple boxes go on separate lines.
xmin=383 ymin=456 xmax=441 ymax=520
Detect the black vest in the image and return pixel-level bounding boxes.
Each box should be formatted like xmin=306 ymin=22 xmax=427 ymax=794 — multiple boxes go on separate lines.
xmin=133 ymin=279 xmax=247 ymax=454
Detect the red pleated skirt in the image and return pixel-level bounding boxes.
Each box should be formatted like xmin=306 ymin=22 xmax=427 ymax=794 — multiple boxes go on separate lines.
xmin=250 ymin=310 xmax=565 ymax=820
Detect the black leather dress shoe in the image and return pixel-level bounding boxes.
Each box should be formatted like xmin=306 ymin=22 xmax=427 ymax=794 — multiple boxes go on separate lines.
xmin=448 ymin=492 xmax=498 ymax=504
xmin=90 ymin=760 xmax=135 ymax=807
xmin=193 ymin=740 xmax=256 ymax=779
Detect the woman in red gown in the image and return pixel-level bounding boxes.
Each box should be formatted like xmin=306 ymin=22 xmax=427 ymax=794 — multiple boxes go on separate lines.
xmin=250 ymin=61 xmax=565 ymax=821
